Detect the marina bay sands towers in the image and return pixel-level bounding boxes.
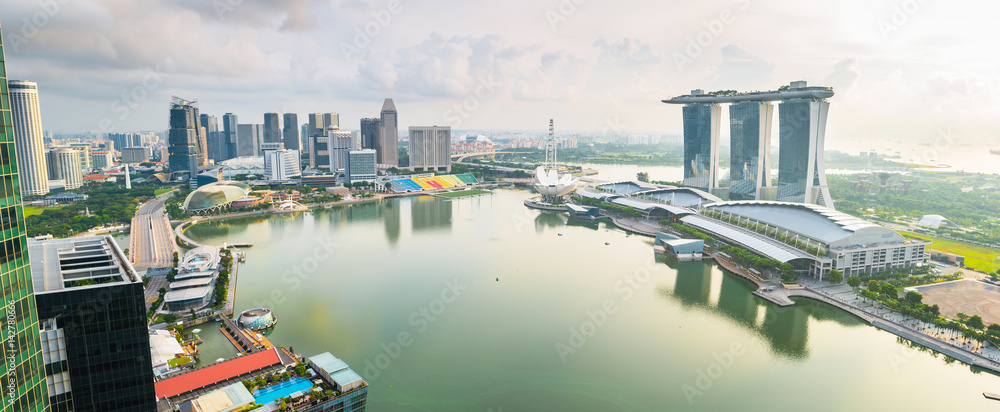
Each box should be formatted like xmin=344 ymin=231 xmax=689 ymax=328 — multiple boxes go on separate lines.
xmin=663 ymin=81 xmax=834 ymax=208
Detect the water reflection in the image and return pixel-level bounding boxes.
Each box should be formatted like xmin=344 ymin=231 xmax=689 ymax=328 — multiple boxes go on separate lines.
xmin=533 ymin=211 xmax=566 ymax=234
xmin=411 ymin=196 xmax=452 ymax=232
xmin=659 ymin=256 xmax=812 ymax=359
xmin=381 ymin=200 xmax=401 ymax=245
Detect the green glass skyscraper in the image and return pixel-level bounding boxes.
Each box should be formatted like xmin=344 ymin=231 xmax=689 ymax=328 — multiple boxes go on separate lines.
xmin=0 ymin=26 xmax=51 ymax=412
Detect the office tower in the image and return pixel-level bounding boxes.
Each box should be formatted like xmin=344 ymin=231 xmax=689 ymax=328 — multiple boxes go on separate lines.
xmin=300 ymin=124 xmax=309 ymax=155
xmin=90 ymin=150 xmax=113 ymax=169
xmin=8 ymin=80 xmax=51 ymax=195
xmin=265 ymin=149 xmax=302 ymax=181
xmin=0 ymin=30 xmax=50 ymax=412
xmin=69 ymin=142 xmax=92 ymax=170
xmin=729 ymin=101 xmax=773 ymax=200
xmin=329 ymin=129 xmax=354 ymax=172
xmin=379 ymin=99 xmax=399 ymax=167
xmin=263 ymin=112 xmax=280 ymax=143
xmin=29 ymin=236 xmax=156 ymax=412
xmin=409 ymin=126 xmax=451 ymax=172
xmin=360 ymin=118 xmax=380 ymax=150
xmin=121 ymin=147 xmax=151 ymax=164
xmin=200 ymin=114 xmax=223 ymax=162
xmin=194 ymin=114 xmax=208 ymax=168
xmin=282 ymin=113 xmax=300 ymax=150
xmin=680 ymin=102 xmax=720 ymax=191
xmin=323 ymin=113 xmax=340 ymax=129
xmin=236 ymin=124 xmax=263 ymax=157
xmin=308 ymin=113 xmax=325 ymax=138
xmin=106 ymin=132 xmax=143 ymax=152
xmin=168 ymin=97 xmax=200 ymax=183
xmin=778 ymin=94 xmax=833 ymax=207
xmin=47 ymin=148 xmax=83 ymax=189
xmin=346 ymin=150 xmax=377 ymax=183
xmin=222 ymin=113 xmax=238 ymax=161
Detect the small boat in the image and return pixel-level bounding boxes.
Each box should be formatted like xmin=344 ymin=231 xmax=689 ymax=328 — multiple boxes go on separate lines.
xmin=605 ymin=242 xmax=610 ymax=245
xmin=991 ymin=149 xmax=1000 ymax=155
xmin=215 ymin=358 xmax=226 ymax=363
xmin=558 ymin=233 xmax=563 ymax=236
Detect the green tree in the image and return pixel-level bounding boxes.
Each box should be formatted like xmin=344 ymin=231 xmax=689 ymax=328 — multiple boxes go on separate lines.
xmin=637 ymin=172 xmax=649 ymax=182
xmin=826 ymin=269 xmax=843 ymax=284
xmin=846 ymin=276 xmax=861 ymax=288
xmin=867 ymin=280 xmax=880 ymax=291
xmin=967 ymin=315 xmax=986 ymax=330
xmin=880 ymin=283 xmax=898 ymax=298
xmin=163 ymin=313 xmax=178 ymax=323
xmin=905 ymin=291 xmax=923 ymax=304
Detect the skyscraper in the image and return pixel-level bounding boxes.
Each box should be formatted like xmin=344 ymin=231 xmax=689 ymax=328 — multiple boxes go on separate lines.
xmin=168 ymin=96 xmax=201 ymax=184
xmin=236 ymin=124 xmax=262 ymax=157
xmin=47 ymin=148 xmax=83 ymax=190
xmin=680 ymin=102 xmax=720 ymax=191
xmin=8 ymin=80 xmax=50 ymax=195
xmin=106 ymin=132 xmax=143 ymax=152
xmin=379 ymin=99 xmax=398 ymax=167
xmin=777 ymin=95 xmax=833 ymax=207
xmin=729 ymin=101 xmax=773 ymax=200
xmin=300 ymin=124 xmax=309 ymax=155
xmin=329 ymin=128 xmax=354 ymax=172
xmin=408 ymin=126 xmax=451 ymax=172
xmin=282 ymin=113 xmax=300 ymax=151
xmin=222 ymin=113 xmax=238 ymax=162
xmin=360 ymin=118 xmax=380 ymax=150
xmin=201 ymin=114 xmax=222 ymax=162
xmin=0 ymin=29 xmax=51 ymax=412
xmin=263 ymin=112 xmax=280 ymax=144
xmin=30 ymin=236 xmax=156 ymax=412
xmin=323 ymin=113 xmax=340 ymax=130
xmin=69 ymin=142 xmax=93 ymax=171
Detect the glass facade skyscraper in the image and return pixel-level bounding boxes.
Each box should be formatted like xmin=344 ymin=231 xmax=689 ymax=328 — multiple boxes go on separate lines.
xmin=0 ymin=28 xmax=51 ymax=412
xmin=681 ymin=103 xmax=720 ymax=191
xmin=282 ymin=113 xmax=300 ymax=151
xmin=777 ymin=98 xmax=832 ymax=207
xmin=360 ymin=118 xmax=380 ymax=151
xmin=168 ymin=97 xmax=201 ymax=186
xmin=263 ymin=112 xmax=280 ymax=144
xmin=729 ymin=101 xmax=773 ymax=200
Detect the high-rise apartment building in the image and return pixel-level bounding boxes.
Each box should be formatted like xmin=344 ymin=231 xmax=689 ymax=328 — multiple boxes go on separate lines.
xmin=106 ymin=132 xmax=143 ymax=152
xmin=91 ymin=150 xmax=113 ymax=169
xmin=0 ymin=29 xmax=51 ymax=412
xmin=29 ymin=236 xmax=156 ymax=412
xmin=263 ymin=112 xmax=280 ymax=144
xmin=69 ymin=142 xmax=92 ymax=170
xmin=378 ymin=99 xmax=399 ymax=167
xmin=409 ymin=126 xmax=451 ymax=172
xmin=360 ymin=118 xmax=380 ymax=151
xmin=47 ymin=148 xmax=83 ymax=190
xmin=282 ymin=113 xmax=300 ymax=151
xmin=168 ymin=97 xmax=201 ymax=184
xmin=8 ymin=80 xmax=50 ymax=195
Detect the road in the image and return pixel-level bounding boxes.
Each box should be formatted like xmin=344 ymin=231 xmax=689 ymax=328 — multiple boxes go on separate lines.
xmin=131 ymin=191 xmax=177 ymax=270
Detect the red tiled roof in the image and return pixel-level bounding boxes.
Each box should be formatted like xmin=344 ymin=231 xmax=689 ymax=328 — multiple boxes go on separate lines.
xmin=155 ymin=348 xmax=281 ymax=399
xmin=83 ymin=174 xmax=111 ymax=180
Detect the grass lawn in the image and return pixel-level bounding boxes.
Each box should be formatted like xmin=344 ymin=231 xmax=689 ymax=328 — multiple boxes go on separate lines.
xmin=155 ymin=187 xmax=177 ymax=196
xmin=437 ymin=189 xmax=490 ymax=198
xmin=902 ymin=231 xmax=1000 ymax=273
xmin=23 ymin=206 xmax=44 ymax=217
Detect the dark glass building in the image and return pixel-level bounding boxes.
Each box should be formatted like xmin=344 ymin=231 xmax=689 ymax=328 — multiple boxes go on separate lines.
xmin=168 ymin=97 xmax=201 ymax=186
xmin=282 ymin=113 xmax=300 ymax=151
xmin=729 ymin=101 xmax=773 ymax=200
xmin=263 ymin=112 xmax=280 ymax=144
xmin=777 ymin=99 xmax=832 ymax=206
xmin=222 ymin=113 xmax=238 ymax=162
xmin=0 ymin=26 xmax=51 ymax=412
xmin=681 ymin=103 xmax=719 ymax=191
xmin=29 ymin=236 xmax=155 ymax=412
xmin=360 ymin=118 xmax=380 ymax=151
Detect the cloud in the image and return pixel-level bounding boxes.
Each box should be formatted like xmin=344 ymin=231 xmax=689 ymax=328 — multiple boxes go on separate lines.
xmin=707 ymin=45 xmax=775 ymax=88
xmin=824 ymin=58 xmax=860 ymax=92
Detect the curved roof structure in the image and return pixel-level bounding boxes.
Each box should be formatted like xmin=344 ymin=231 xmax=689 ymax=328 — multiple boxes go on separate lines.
xmin=633 ymin=187 xmax=723 ymax=208
xmin=705 ymin=201 xmax=904 ymax=249
xmin=183 ymin=181 xmax=252 ymax=211
xmin=534 ymin=166 xmax=578 ymax=197
xmin=917 ymin=215 xmax=961 ymax=230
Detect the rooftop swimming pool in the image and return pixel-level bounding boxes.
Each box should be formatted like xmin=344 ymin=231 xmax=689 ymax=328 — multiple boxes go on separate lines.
xmin=253 ymin=377 xmax=313 ymax=405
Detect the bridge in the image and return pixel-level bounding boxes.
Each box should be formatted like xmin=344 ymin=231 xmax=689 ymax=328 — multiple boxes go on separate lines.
xmin=450 ymin=150 xmax=534 ymax=162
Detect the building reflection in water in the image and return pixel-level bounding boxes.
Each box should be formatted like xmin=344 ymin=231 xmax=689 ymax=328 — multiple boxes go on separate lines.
xmin=411 ymin=196 xmax=453 ymax=233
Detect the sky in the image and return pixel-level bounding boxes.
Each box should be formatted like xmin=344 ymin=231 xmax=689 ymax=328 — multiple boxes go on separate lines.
xmin=1 ymin=0 xmax=999 ymax=150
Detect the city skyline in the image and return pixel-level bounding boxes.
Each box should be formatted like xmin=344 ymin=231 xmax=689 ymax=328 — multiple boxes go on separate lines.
xmin=0 ymin=0 xmax=997 ymax=150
